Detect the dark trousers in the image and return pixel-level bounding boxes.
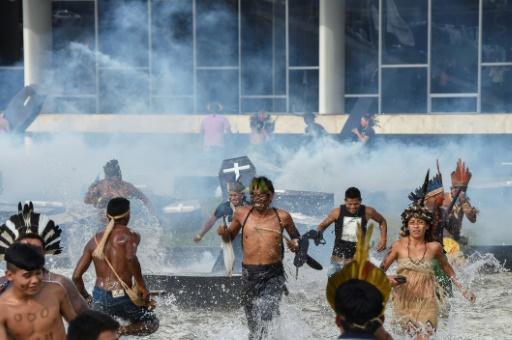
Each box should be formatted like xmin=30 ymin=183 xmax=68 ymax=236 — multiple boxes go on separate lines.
xmin=241 ymin=263 xmax=286 ymax=340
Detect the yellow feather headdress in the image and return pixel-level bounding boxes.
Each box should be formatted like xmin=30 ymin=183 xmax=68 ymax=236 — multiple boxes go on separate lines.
xmin=326 ymin=224 xmax=391 ymax=315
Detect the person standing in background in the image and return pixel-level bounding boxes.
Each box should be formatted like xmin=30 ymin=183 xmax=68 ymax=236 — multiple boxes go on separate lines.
xmin=200 ymin=102 xmax=231 ymax=155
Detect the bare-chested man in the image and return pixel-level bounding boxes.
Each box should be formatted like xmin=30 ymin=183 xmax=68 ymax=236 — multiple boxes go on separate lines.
xmin=84 ymin=159 xmax=150 ymax=210
xmin=0 ymin=201 xmax=88 ymax=313
xmin=218 ymin=176 xmax=300 ymax=340
xmin=315 ymin=187 xmax=388 ymax=275
xmin=73 ymin=197 xmax=159 ymax=336
xmin=0 ymin=243 xmax=76 ymax=339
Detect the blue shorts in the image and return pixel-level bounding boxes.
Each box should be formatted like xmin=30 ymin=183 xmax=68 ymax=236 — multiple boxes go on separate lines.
xmin=92 ymin=287 xmax=157 ymax=324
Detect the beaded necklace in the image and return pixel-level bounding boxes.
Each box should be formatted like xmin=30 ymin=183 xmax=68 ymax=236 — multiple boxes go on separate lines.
xmin=407 ymin=236 xmax=427 ymax=265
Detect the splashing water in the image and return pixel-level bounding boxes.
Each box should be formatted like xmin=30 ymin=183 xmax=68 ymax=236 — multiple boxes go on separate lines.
xmin=114 ymin=248 xmax=510 ymax=339
xmin=43 ymin=204 xmax=512 ymax=339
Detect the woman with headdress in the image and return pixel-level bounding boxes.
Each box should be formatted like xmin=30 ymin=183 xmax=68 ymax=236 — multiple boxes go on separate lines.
xmin=0 ymin=201 xmax=88 ymax=313
xmin=379 ymin=203 xmax=476 ymax=339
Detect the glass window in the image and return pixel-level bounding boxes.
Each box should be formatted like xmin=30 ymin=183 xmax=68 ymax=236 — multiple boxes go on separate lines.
xmin=346 ymin=0 xmax=379 ymax=94
xmin=241 ymin=0 xmax=286 ymax=96
xmin=345 ymin=97 xmax=378 ymax=115
xmin=481 ymin=66 xmax=512 ymax=113
xmin=151 ymin=0 xmax=193 ymax=96
xmin=99 ymin=69 xmax=149 ymax=113
xmin=483 ymin=0 xmax=512 ymax=62
xmin=151 ymin=97 xmax=194 ymax=114
xmin=431 ymin=97 xmax=477 ymax=113
xmin=289 ymin=0 xmax=319 ymax=66
xmin=242 ymin=98 xmax=286 ymax=113
xmin=0 ymin=69 xmax=23 ymax=111
xmin=382 ymin=0 xmax=427 ymax=64
xmin=52 ymin=1 xmax=96 ymax=94
xmin=98 ymin=0 xmax=149 ymax=68
xmin=196 ymin=0 xmax=238 ymax=67
xmin=382 ymin=67 xmax=427 ymax=113
xmin=196 ymin=70 xmax=238 ymax=113
xmin=0 ymin=0 xmax=22 ymax=66
xmin=289 ymin=70 xmax=318 ymax=113
xmin=431 ymin=0 xmax=478 ymax=94
xmin=46 ymin=96 xmax=96 ymax=114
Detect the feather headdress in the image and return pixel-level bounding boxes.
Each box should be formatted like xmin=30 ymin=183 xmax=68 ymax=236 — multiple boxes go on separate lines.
xmin=326 ymin=224 xmax=391 ymax=316
xmin=0 ymin=201 xmax=63 ymax=259
xmin=409 ymin=161 xmax=444 ymax=203
xmin=451 ymin=159 xmax=472 ymax=189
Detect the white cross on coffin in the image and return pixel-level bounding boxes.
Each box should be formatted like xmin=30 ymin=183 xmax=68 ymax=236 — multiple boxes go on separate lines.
xmin=222 ymin=162 xmax=251 ymax=181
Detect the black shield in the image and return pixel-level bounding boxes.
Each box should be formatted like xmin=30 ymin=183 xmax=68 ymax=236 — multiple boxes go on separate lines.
xmin=218 ymin=156 xmax=256 ymax=199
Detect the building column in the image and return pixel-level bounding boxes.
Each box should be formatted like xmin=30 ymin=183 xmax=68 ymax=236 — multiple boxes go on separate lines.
xmin=23 ymin=0 xmax=52 ymax=86
xmin=319 ymin=0 xmax=345 ymax=114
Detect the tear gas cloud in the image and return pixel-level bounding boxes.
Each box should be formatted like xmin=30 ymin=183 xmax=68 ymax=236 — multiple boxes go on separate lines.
xmin=0 ymin=0 xmax=511 ymax=247
xmin=1 ymin=133 xmax=510 ymax=245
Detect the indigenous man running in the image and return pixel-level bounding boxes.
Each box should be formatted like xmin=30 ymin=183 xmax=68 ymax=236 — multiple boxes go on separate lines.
xmin=0 ymin=201 xmax=88 ymax=313
xmin=73 ymin=197 xmax=159 ymax=336
xmin=0 ymin=243 xmax=76 ymax=339
xmin=379 ymin=203 xmax=475 ymax=339
xmin=84 ymin=159 xmax=151 ymax=210
xmin=316 ymin=187 xmax=388 ymax=275
xmin=218 ymin=176 xmax=300 ymax=340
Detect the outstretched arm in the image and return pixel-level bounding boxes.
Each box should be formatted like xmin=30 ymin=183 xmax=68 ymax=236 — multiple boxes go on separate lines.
xmin=72 ymin=239 xmax=94 ymax=301
xmin=317 ymin=208 xmax=339 ymax=233
xmin=84 ymin=183 xmax=100 ymax=205
xmin=194 ymin=215 xmax=218 ymax=242
xmin=434 ymin=243 xmax=476 ymax=303
xmin=460 ymin=194 xmax=478 ymax=223
xmin=367 ymin=207 xmax=388 ymax=252
xmin=379 ymin=241 xmax=399 ymax=272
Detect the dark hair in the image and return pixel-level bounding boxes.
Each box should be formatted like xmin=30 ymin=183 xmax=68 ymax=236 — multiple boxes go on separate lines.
xmin=104 ymin=159 xmax=122 ymax=179
xmin=400 ymin=204 xmax=434 ymax=242
xmin=250 ymin=176 xmax=274 ymax=194
xmin=361 ymin=113 xmax=376 ymax=127
xmin=106 ymin=197 xmax=130 ymax=217
xmin=345 ymin=187 xmax=362 ymax=200
xmin=5 ymin=243 xmax=45 ymax=271
xmin=67 ymin=310 xmax=120 ymax=340
xmin=335 ymin=279 xmax=383 ymax=333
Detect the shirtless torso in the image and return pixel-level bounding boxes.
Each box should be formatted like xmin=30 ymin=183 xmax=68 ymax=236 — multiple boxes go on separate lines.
xmin=73 ymin=216 xmax=158 ymax=336
xmin=45 ymin=271 xmax=88 ymax=314
xmin=84 ymin=179 xmax=150 ymax=209
xmin=73 ymin=224 xmax=148 ymax=296
xmin=224 ymin=205 xmax=300 ymax=265
xmin=0 ymin=281 xmax=76 ymax=340
xmin=0 ymin=270 xmax=88 ymax=314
